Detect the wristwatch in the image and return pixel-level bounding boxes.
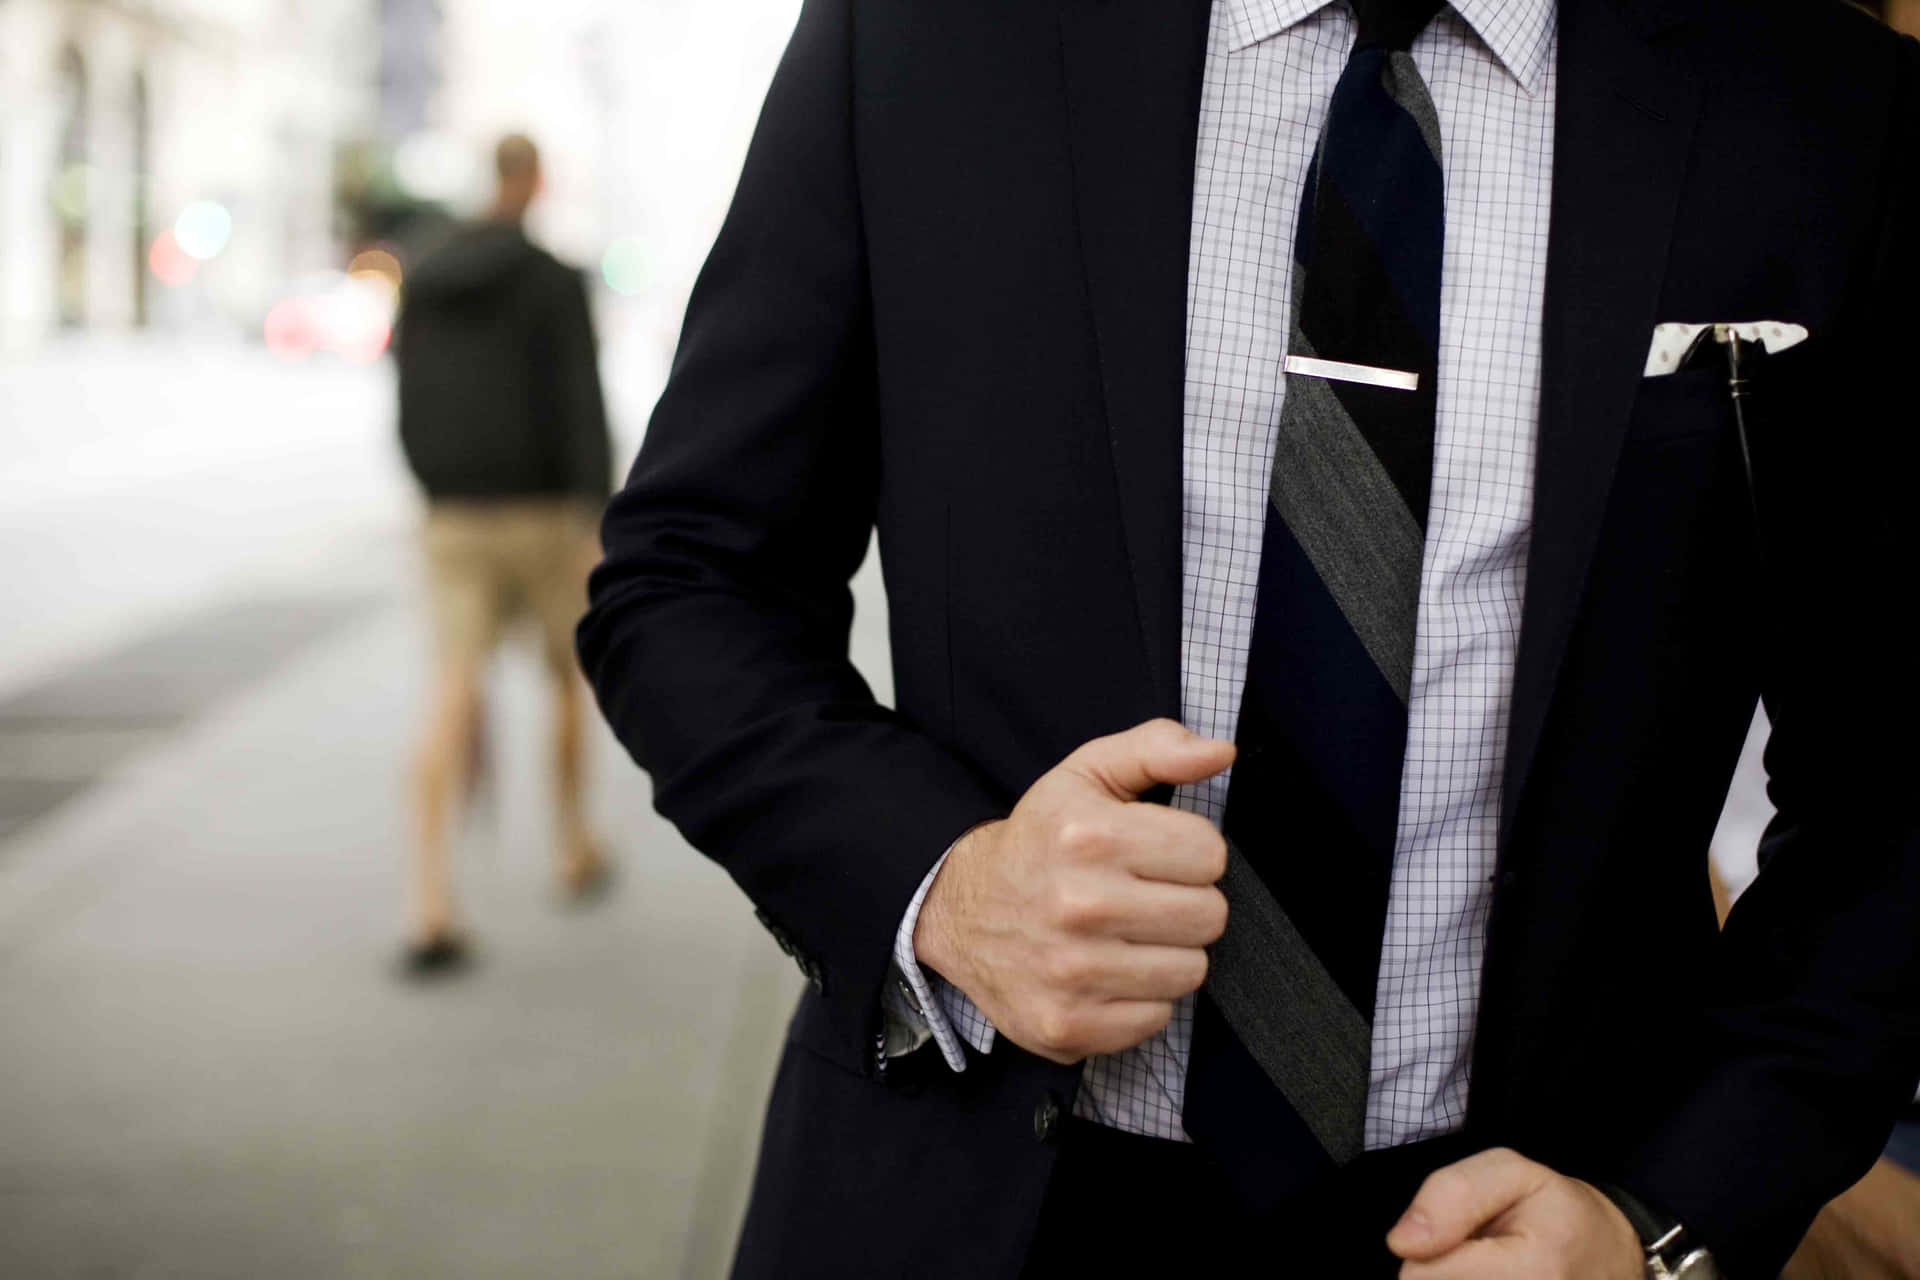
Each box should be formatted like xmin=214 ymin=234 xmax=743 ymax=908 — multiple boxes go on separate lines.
xmin=1597 ymin=1183 xmax=1721 ymax=1280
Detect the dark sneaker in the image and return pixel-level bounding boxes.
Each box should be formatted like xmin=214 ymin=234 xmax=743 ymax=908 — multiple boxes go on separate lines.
xmin=399 ymin=933 xmax=472 ymax=978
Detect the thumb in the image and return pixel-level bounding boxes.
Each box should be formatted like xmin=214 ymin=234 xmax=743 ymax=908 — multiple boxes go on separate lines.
xmin=1065 ymin=718 xmax=1236 ymax=799
xmin=1387 ymin=1149 xmax=1549 ymax=1260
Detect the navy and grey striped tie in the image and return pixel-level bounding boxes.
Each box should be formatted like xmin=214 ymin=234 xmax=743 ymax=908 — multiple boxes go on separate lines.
xmin=1183 ymin=0 xmax=1446 ymax=1210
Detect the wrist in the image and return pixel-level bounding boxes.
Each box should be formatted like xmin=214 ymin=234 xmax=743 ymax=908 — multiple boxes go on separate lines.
xmin=914 ymin=819 xmax=998 ymax=984
xmin=1577 ymin=1181 xmax=1644 ymax=1274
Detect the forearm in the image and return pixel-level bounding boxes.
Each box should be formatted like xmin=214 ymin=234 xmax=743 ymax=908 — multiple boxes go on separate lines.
xmin=582 ymin=533 xmax=1007 ymax=1070
xmin=1610 ymin=817 xmax=1920 ymax=1275
xmin=576 ymin=0 xmax=1010 ymax=1072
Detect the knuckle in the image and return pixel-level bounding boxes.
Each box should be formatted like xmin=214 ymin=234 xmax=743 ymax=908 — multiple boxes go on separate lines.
xmin=1048 ymin=881 xmax=1106 ymax=932
xmin=1042 ymin=946 xmax=1095 ymax=991
xmin=1029 ymin=1003 xmax=1069 ymax=1052
xmin=1037 ymin=1002 xmax=1085 ymax=1054
xmin=1054 ymin=820 xmax=1108 ymax=863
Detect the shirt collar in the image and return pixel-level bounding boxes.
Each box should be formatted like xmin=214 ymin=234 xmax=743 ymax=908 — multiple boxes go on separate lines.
xmin=1220 ymin=0 xmax=1556 ymax=95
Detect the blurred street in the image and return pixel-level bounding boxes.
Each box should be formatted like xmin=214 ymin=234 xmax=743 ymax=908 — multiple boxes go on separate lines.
xmin=0 ymin=337 xmax=884 ymax=1278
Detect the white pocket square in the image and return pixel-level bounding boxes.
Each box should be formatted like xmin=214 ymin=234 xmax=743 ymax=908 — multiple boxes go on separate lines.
xmin=1644 ymin=320 xmax=1809 ymax=377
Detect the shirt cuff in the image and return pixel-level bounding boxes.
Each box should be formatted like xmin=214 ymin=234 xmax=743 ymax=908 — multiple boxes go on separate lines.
xmin=888 ymin=847 xmax=998 ymax=1071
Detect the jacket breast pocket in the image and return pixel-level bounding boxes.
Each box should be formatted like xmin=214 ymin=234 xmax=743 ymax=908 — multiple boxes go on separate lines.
xmin=1624 ymin=335 xmax=1826 ymax=451
xmin=1624 ymin=364 xmax=1735 ymax=447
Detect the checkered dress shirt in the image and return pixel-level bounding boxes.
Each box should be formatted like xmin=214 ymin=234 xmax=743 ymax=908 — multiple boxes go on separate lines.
xmin=888 ymin=0 xmax=1557 ymax=1150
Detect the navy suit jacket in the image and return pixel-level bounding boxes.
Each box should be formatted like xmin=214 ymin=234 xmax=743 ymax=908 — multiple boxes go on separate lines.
xmin=579 ymin=0 xmax=1920 ymax=1273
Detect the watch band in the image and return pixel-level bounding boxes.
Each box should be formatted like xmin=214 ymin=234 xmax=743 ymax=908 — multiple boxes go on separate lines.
xmin=1594 ymin=1181 xmax=1678 ymax=1250
xmin=1594 ymin=1182 xmax=1719 ymax=1280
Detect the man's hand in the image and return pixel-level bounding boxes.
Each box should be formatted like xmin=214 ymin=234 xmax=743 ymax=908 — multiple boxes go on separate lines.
xmin=914 ymin=718 xmax=1235 ymax=1064
xmin=1388 ymin=1148 xmax=1643 ymax=1279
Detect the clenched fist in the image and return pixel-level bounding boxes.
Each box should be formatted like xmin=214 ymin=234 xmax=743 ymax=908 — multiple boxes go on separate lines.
xmin=914 ymin=718 xmax=1236 ymax=1064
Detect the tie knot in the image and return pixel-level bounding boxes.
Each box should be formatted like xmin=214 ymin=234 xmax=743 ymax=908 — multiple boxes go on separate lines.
xmin=1349 ymin=0 xmax=1444 ymax=50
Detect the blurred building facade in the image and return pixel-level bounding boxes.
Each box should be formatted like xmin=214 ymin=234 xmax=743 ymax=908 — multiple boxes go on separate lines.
xmin=0 ymin=0 xmax=375 ymax=353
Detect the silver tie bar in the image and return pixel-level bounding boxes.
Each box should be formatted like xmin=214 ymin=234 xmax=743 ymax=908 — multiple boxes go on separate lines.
xmin=1282 ymin=354 xmax=1420 ymax=392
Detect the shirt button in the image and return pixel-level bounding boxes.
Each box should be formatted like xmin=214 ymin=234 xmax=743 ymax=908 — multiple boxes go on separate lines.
xmin=1498 ymin=869 xmax=1518 ymax=890
xmin=1032 ymin=1091 xmax=1063 ymax=1143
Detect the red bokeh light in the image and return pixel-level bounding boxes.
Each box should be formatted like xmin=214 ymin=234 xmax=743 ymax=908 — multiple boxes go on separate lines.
xmin=263 ymin=297 xmax=317 ymax=360
xmin=147 ymin=230 xmax=198 ymax=287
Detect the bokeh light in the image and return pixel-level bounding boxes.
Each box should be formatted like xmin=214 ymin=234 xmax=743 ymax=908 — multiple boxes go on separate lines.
xmin=51 ymin=165 xmax=92 ymax=223
xmin=174 ymin=201 xmax=233 ymax=261
xmin=347 ymin=248 xmax=404 ymax=310
xmin=265 ymin=271 xmax=394 ymax=363
xmin=263 ymin=297 xmax=318 ymax=360
xmin=347 ymin=247 xmax=403 ymax=289
xmin=601 ymin=236 xmax=647 ymax=296
xmin=148 ymin=230 xmax=199 ymax=287
xmin=325 ymin=274 xmax=396 ymax=363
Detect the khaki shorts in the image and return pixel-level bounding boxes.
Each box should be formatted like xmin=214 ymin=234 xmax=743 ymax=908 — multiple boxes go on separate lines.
xmin=423 ymin=499 xmax=595 ymax=672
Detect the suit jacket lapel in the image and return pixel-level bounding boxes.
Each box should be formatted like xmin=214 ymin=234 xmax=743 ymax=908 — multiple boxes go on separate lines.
xmin=1059 ymin=0 xmax=1214 ymax=719
xmin=1500 ymin=0 xmax=1704 ymax=847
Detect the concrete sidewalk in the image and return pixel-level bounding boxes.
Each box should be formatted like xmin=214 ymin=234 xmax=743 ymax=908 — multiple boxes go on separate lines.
xmin=0 ymin=544 xmax=832 ymax=1277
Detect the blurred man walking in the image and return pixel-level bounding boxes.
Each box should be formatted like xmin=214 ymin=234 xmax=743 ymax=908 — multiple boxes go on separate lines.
xmin=393 ymin=134 xmax=612 ymax=973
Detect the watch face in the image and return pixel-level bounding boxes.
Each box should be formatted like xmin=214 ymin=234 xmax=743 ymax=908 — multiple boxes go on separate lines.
xmin=1670 ymin=1248 xmax=1720 ymax=1280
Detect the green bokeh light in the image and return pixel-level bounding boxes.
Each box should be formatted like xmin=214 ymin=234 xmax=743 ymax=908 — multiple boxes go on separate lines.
xmin=601 ymin=236 xmax=647 ymax=297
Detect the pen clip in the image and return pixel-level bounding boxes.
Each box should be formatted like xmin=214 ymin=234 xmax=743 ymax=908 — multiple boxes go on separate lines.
xmin=1715 ymin=324 xmax=1750 ymax=400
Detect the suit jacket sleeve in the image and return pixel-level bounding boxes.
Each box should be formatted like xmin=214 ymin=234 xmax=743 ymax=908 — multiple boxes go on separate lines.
xmin=1612 ymin=33 xmax=1920 ymax=1276
xmin=575 ymin=0 xmax=1007 ymax=1076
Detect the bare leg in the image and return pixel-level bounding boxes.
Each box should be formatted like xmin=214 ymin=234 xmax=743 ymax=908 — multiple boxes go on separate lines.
xmin=551 ymin=660 xmax=603 ymax=893
xmin=414 ymin=660 xmax=483 ymax=940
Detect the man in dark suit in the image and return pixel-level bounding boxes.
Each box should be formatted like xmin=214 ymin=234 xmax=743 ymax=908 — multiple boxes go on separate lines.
xmin=578 ymin=0 xmax=1920 ymax=1274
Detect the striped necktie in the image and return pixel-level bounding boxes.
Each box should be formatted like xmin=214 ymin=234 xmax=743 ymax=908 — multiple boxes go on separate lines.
xmin=1183 ymin=0 xmax=1446 ymax=1211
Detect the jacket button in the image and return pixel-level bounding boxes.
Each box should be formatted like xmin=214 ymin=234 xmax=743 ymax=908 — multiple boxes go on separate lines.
xmin=795 ymin=954 xmax=825 ymax=993
xmin=1032 ymin=1091 xmax=1063 ymax=1143
xmin=755 ymin=908 xmax=796 ymax=956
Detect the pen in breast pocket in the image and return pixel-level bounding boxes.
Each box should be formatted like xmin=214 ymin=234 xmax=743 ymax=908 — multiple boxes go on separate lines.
xmin=1711 ymin=324 xmax=1765 ymax=562
xmin=1670 ymin=322 xmax=1766 ymax=556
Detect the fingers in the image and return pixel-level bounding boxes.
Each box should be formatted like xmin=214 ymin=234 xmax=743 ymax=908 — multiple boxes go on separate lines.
xmin=1065 ymin=718 xmax=1235 ymax=800
xmin=1040 ymin=817 xmax=1227 ymax=945
xmin=1041 ymin=939 xmax=1208 ymax=1001
xmin=1088 ymin=879 xmax=1229 ymax=947
xmin=1028 ymin=998 xmax=1176 ymax=1063
xmin=1107 ymin=802 xmax=1230 ymax=885
xmin=1052 ymin=801 xmax=1227 ymax=887
xmin=1389 ymin=1149 xmax=1550 ymax=1260
xmin=962 ymin=721 xmax=1235 ymax=1065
